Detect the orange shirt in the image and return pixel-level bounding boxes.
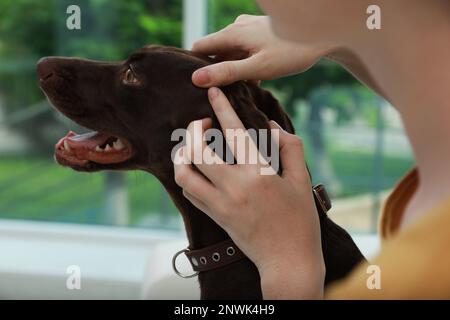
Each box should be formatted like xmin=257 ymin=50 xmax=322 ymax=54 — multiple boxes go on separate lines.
xmin=326 ymin=169 xmax=450 ymax=299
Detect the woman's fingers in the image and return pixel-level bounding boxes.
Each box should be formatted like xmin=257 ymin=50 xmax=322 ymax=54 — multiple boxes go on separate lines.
xmin=185 ymin=119 xmax=229 ymax=184
xmin=191 ymin=26 xmax=239 ymax=56
xmin=208 ymin=88 xmax=244 ymax=130
xmin=208 ymin=88 xmax=259 ymax=164
xmin=182 ymin=190 xmax=210 ymax=214
xmin=173 ymin=147 xmax=218 ymax=204
xmin=192 ymin=56 xmax=262 ymax=87
xmin=269 ymin=121 xmax=309 ymax=183
xmin=191 ymin=16 xmax=265 ymax=87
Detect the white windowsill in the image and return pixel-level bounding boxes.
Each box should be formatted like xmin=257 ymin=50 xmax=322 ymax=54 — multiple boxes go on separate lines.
xmin=0 ymin=219 xmax=187 ymax=299
xmin=0 ymin=219 xmax=379 ymax=300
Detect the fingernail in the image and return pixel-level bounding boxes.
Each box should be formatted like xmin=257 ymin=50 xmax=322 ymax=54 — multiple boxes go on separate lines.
xmin=208 ymin=87 xmax=220 ymax=100
xmin=194 ymin=69 xmax=211 ymax=85
xmin=201 ymin=117 xmax=213 ymax=126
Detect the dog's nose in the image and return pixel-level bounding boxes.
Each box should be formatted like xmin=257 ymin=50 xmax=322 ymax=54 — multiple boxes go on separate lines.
xmin=37 ymin=57 xmax=60 ymax=80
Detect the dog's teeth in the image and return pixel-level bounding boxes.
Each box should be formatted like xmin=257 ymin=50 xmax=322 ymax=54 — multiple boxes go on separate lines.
xmin=64 ymin=140 xmax=71 ymax=151
xmin=95 ymin=146 xmax=103 ymax=152
xmin=105 ymin=145 xmax=112 ymax=152
xmin=113 ymin=139 xmax=125 ymax=151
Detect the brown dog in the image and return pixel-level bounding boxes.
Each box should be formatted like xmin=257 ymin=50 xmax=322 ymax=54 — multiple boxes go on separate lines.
xmin=37 ymin=45 xmax=364 ymax=299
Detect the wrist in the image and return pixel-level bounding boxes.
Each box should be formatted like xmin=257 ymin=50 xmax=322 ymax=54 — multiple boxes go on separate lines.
xmin=258 ymin=254 xmax=325 ymax=300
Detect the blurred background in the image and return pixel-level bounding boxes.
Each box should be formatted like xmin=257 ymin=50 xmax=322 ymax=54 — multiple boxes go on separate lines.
xmin=0 ymin=0 xmax=415 ymax=299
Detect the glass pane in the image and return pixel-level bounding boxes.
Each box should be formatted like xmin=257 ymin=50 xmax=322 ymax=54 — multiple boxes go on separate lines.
xmin=0 ymin=0 xmax=415 ymax=233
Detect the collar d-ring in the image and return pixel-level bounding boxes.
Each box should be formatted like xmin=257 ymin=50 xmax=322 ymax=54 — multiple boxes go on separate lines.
xmin=172 ymin=248 xmax=199 ymax=279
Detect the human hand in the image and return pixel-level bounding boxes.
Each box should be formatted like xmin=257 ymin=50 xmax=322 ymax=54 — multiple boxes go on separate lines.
xmin=191 ymin=15 xmax=332 ymax=87
xmin=174 ymin=87 xmax=325 ymax=299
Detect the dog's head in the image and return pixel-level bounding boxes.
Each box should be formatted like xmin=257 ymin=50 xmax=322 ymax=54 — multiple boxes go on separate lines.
xmin=37 ymin=45 xmax=292 ymax=175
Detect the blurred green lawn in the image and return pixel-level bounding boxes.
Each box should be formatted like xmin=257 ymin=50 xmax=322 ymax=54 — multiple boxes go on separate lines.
xmin=0 ymin=155 xmax=178 ymax=226
xmin=330 ymin=150 xmax=414 ymax=196
xmin=0 ymin=151 xmax=414 ymax=226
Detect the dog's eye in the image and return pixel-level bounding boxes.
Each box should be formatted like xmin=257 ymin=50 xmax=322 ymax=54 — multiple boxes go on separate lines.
xmin=123 ymin=68 xmax=139 ymax=85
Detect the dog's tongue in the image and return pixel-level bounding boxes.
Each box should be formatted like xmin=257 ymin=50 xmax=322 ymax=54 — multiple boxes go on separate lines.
xmin=65 ymin=131 xmax=110 ymax=149
xmin=56 ymin=130 xmax=134 ymax=166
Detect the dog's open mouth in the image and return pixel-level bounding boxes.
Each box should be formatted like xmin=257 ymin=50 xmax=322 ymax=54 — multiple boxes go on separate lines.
xmin=55 ymin=131 xmax=134 ymax=167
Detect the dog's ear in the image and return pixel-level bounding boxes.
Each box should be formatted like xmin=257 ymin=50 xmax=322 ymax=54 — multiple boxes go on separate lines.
xmin=219 ymin=81 xmax=294 ymax=134
xmin=246 ymin=83 xmax=295 ymax=134
xmin=208 ymin=82 xmax=285 ymax=172
xmin=218 ymin=82 xmax=312 ymax=180
xmin=219 ymin=82 xmax=271 ymax=135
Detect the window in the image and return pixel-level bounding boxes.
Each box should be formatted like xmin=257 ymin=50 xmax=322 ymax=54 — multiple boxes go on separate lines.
xmin=0 ymin=0 xmax=184 ymax=228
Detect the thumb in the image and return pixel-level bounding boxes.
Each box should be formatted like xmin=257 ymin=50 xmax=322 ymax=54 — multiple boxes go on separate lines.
xmin=192 ymin=56 xmax=260 ymax=87
xmin=269 ymin=121 xmax=308 ymax=182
